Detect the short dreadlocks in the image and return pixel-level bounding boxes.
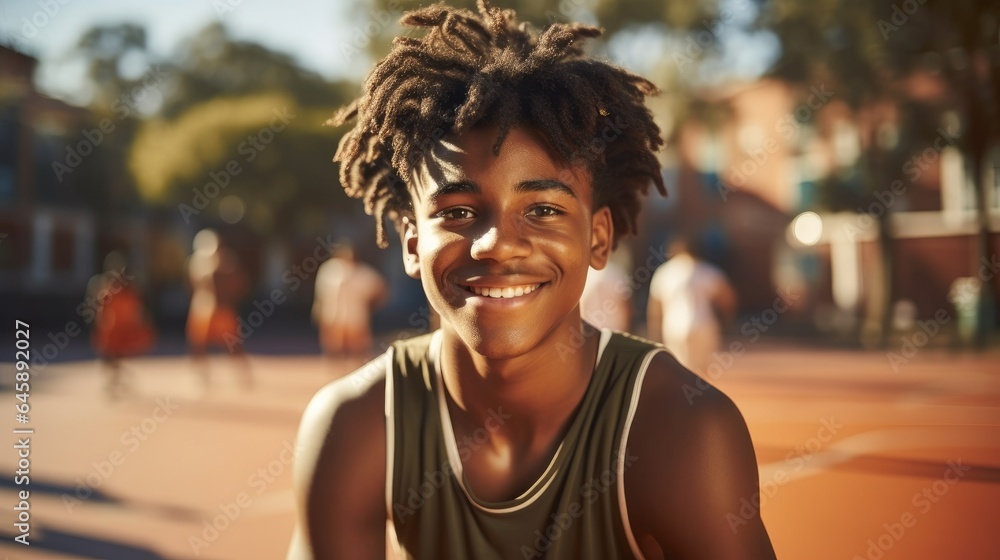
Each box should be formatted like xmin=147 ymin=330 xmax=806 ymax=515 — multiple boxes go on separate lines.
xmin=330 ymin=0 xmax=665 ymax=248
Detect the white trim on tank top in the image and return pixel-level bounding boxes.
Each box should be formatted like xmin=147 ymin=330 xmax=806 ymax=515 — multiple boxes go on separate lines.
xmin=431 ymin=327 xmax=613 ymax=514
xmin=617 ymin=347 xmax=664 ymax=560
xmin=384 ymin=348 xmax=404 ymax=557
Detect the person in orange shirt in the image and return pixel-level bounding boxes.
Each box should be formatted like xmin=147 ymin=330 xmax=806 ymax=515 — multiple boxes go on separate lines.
xmin=89 ymin=252 xmax=155 ymax=398
xmin=186 ymin=229 xmax=252 ymax=389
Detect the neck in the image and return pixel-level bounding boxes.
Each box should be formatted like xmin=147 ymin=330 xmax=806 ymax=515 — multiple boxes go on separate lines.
xmin=438 ymin=312 xmax=601 ymax=437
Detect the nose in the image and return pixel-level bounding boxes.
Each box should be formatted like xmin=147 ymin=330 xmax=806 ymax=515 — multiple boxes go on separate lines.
xmin=470 ymin=216 xmax=531 ymax=262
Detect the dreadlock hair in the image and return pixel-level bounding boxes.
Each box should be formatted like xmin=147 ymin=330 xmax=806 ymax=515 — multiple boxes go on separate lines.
xmin=330 ymin=0 xmax=665 ymax=248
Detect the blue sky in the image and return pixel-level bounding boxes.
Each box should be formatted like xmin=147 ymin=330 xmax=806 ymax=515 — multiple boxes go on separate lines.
xmin=0 ymin=0 xmax=376 ymax=103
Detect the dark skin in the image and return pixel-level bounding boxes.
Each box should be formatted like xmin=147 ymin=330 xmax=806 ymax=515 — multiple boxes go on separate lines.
xmin=288 ymin=126 xmax=776 ymax=559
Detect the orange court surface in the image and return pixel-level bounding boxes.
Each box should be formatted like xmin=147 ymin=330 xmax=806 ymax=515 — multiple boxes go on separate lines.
xmin=1 ymin=344 xmax=997 ymax=559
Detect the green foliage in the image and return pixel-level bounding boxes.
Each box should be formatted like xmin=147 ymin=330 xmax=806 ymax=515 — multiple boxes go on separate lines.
xmin=128 ymin=93 xmax=352 ymax=235
xmin=74 ymin=23 xmax=150 ymax=108
xmin=595 ymin=0 xmax=721 ymax=36
xmin=160 ymin=23 xmax=348 ymax=117
xmin=68 ymin=22 xmax=356 ymax=237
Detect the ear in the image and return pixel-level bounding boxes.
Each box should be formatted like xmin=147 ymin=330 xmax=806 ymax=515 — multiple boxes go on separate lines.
xmin=589 ymin=206 xmax=613 ymax=270
xmin=401 ymin=216 xmax=421 ymax=279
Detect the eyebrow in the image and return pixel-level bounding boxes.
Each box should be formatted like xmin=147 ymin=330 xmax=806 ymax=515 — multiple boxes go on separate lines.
xmin=427 ymin=181 xmax=480 ymax=205
xmin=427 ymin=178 xmax=577 ymax=204
xmin=515 ymin=179 xmax=577 ymax=199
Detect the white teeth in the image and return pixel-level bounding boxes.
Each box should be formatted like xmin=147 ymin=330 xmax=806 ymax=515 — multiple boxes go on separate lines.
xmin=467 ymin=284 xmax=541 ymax=298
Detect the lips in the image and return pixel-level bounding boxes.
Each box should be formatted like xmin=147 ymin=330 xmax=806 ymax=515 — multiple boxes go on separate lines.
xmin=462 ymin=283 xmax=542 ymax=299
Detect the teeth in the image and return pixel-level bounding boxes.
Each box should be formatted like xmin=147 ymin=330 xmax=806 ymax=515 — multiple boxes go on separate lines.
xmin=468 ymin=284 xmax=541 ymax=298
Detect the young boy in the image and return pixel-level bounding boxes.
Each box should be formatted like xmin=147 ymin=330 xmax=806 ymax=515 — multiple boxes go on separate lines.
xmin=288 ymin=1 xmax=776 ymax=558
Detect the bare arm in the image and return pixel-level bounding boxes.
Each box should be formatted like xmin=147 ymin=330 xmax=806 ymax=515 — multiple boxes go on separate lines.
xmin=372 ymin=274 xmax=390 ymax=310
xmin=646 ymin=293 xmax=664 ymax=343
xmin=288 ymin=357 xmax=388 ymax=559
xmin=626 ymin=353 xmax=776 ymax=560
xmin=713 ymin=276 xmax=739 ymax=327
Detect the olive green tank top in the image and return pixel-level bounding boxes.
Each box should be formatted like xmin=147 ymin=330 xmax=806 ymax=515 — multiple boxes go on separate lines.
xmin=385 ymin=328 xmax=664 ymax=559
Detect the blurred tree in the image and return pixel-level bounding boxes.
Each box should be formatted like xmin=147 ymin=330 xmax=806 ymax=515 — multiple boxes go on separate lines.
xmin=63 ymin=23 xmax=156 ymax=216
xmin=129 ymin=92 xmax=349 ymax=236
xmin=347 ymin=0 xmax=573 ymax=63
xmin=111 ymin=23 xmax=358 ymax=239
xmin=74 ymin=23 xmax=152 ymax=109
xmin=760 ymin=0 xmax=999 ymax=345
xmin=159 ymin=23 xmax=353 ymax=117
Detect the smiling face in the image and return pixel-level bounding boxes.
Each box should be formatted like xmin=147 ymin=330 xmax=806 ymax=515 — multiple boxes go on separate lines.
xmin=402 ymin=125 xmax=612 ymax=360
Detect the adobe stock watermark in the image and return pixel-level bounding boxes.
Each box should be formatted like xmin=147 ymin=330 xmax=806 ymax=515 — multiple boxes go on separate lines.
xmin=349 ymin=352 xmax=391 ymax=392
xmin=212 ymin=0 xmax=246 ymax=17
xmin=221 ymin=234 xmax=339 ymax=351
xmin=61 ymin=397 xmax=180 ymax=512
xmin=555 ymin=242 xmax=671 ymax=362
xmin=887 ymin=253 xmax=997 ymax=370
xmin=52 ymin=64 xmax=171 ymax=183
xmin=542 ymin=0 xmax=590 ymax=24
xmin=29 ymin=265 xmax=137 ymax=372
xmin=560 ymin=113 xmax=628 ymax=180
xmin=15 ymin=0 xmax=74 ymax=49
xmin=519 ymin=450 xmax=639 ymax=559
xmin=843 ymin=126 xmax=958 ymax=241
xmin=975 ymin=254 xmax=1000 ymax=283
xmin=877 ymin=0 xmax=927 ymax=41
xmin=672 ymin=0 xmax=750 ymax=69
xmin=683 ymin=288 xmax=800 ymax=403
xmin=728 ymin=416 xmax=842 ymax=533
xmin=338 ymin=0 xmax=404 ymax=61
xmin=178 ymin=106 xmax=295 ymax=223
xmin=375 ymin=303 xmax=436 ymax=356
xmin=885 ymin=308 xmax=950 ymax=372
xmin=393 ymin=407 xmax=512 ymax=524
xmin=189 ymin=440 xmax=296 ymax=555
xmin=718 ymin=83 xmax=834 ymax=199
xmin=852 ymin=458 xmax=970 ymax=560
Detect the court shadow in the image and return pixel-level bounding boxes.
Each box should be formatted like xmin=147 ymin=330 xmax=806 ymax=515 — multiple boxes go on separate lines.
xmin=0 ymin=527 xmax=167 ymax=559
xmin=0 ymin=475 xmax=200 ymax=522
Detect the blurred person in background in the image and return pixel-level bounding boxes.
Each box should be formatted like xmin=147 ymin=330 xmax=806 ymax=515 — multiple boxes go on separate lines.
xmin=312 ymin=242 xmax=388 ymax=361
xmin=580 ymin=249 xmax=633 ymax=331
xmin=88 ymin=251 xmax=156 ymax=399
xmin=647 ymin=235 xmax=738 ymax=374
xmin=186 ymin=228 xmax=253 ymax=389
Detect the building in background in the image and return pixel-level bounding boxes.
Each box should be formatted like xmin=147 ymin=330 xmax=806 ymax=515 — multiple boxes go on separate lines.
xmin=0 ymin=45 xmax=153 ymax=329
xmin=656 ymin=75 xmax=1000 ymax=343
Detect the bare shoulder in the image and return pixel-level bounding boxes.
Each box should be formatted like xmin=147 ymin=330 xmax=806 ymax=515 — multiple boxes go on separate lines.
xmin=633 ymin=351 xmax=747 ymax=434
xmin=288 ymin=354 xmax=390 ymax=560
xmin=296 ymin=355 xmax=388 ymax=458
xmin=625 ymin=352 xmax=752 ymax=488
xmin=623 ymin=351 xmax=775 ymax=559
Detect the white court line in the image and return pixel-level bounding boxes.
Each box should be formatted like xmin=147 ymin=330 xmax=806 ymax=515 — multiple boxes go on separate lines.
xmin=744 ymin=403 xmax=1000 ymax=426
xmin=243 ymin=488 xmax=296 ymax=516
xmin=758 ymin=426 xmax=1000 ymax=483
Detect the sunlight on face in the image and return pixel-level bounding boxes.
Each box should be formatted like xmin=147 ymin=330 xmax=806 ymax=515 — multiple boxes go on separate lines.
xmin=404 ymin=125 xmax=610 ymax=360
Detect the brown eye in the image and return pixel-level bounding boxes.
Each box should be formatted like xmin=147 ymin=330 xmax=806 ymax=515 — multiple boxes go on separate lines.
xmin=529 ymin=205 xmax=562 ymax=218
xmin=437 ymin=208 xmax=475 ymax=220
